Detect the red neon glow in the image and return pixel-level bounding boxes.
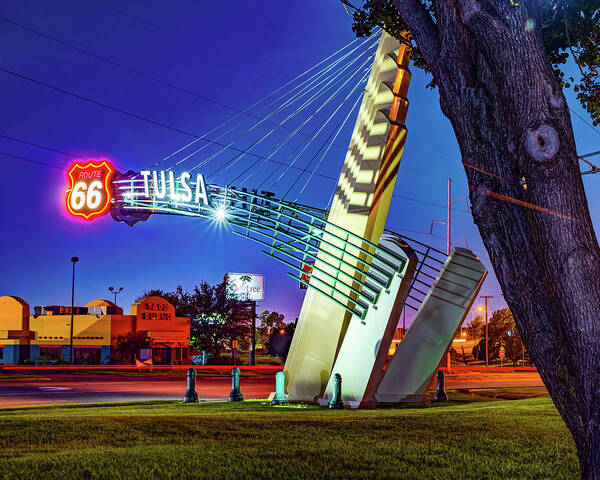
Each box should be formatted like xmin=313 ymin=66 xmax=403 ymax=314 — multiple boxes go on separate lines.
xmin=66 ymin=159 xmax=115 ymax=220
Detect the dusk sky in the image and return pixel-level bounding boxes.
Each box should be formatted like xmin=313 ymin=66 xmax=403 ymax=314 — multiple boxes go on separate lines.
xmin=1 ymin=1 xmax=598 ymax=324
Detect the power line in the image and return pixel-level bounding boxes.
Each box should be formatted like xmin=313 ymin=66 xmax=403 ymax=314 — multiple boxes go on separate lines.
xmin=0 ymin=150 xmax=64 ymax=170
xmin=569 ymin=107 xmax=600 ymax=137
xmin=0 ymin=130 xmax=334 ymax=180
xmin=1 ymin=131 xmax=468 ymax=213
xmin=0 ymin=15 xmax=354 ymax=151
xmin=0 ymin=133 xmax=78 ymax=158
xmin=0 ymin=66 xmax=346 ymax=169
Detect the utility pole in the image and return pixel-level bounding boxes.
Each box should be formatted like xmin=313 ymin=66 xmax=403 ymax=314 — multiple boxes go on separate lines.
xmin=69 ymin=257 xmax=79 ymax=365
xmin=480 ymin=295 xmax=493 ymax=367
xmin=447 ymin=178 xmax=451 ymax=255
xmin=431 ymin=179 xmax=470 ymax=255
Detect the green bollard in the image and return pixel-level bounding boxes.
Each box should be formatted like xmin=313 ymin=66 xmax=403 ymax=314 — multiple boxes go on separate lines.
xmin=228 ymin=367 xmax=244 ymax=402
xmin=434 ymin=370 xmax=448 ymax=401
xmin=328 ymin=373 xmax=344 ymax=409
xmin=183 ymin=368 xmax=199 ymax=403
xmin=271 ymin=371 xmax=287 ymax=405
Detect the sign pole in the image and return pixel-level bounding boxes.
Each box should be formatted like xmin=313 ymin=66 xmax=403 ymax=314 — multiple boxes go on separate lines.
xmin=69 ymin=256 xmax=78 ymax=365
xmin=250 ymin=301 xmax=256 ymax=366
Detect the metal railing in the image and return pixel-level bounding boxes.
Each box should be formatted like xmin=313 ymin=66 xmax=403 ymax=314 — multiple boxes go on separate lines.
xmin=112 ymin=178 xmax=446 ymax=320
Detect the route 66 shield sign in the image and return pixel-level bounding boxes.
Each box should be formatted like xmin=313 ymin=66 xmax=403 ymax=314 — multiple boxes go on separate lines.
xmin=66 ymin=159 xmax=115 ymax=220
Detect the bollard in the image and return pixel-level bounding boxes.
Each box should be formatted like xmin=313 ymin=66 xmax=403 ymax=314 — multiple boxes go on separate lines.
xmin=328 ymin=373 xmax=344 ymax=409
xmin=228 ymin=367 xmax=244 ymax=402
xmin=434 ymin=370 xmax=448 ymax=401
xmin=271 ymin=371 xmax=287 ymax=405
xmin=183 ymin=368 xmax=199 ymax=403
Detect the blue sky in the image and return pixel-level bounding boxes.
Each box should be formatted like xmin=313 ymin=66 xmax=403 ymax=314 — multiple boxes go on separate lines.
xmin=1 ymin=0 xmax=598 ymax=324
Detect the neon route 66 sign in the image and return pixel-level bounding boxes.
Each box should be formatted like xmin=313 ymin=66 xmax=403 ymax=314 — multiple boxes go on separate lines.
xmin=66 ymin=160 xmax=115 ymax=221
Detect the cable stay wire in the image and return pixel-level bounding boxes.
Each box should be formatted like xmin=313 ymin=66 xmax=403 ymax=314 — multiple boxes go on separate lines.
xmin=202 ymin=50 xmax=376 ymax=182
xmin=191 ymin=35 xmax=380 ymax=177
xmin=157 ymin=32 xmax=381 ymax=173
xmin=264 ymin=66 xmax=373 ymax=197
xmin=292 ymin=81 xmax=365 ymax=203
xmin=223 ymin=52 xmax=377 ymax=186
xmin=246 ymin=69 xmax=367 ymax=192
xmin=173 ymin=35 xmax=380 ymax=175
xmin=161 ymin=54 xmax=351 ymax=173
xmin=205 ymin=44 xmax=379 ymax=183
xmin=0 ymin=14 xmax=378 ymax=155
xmin=239 ymin=62 xmax=373 ymax=190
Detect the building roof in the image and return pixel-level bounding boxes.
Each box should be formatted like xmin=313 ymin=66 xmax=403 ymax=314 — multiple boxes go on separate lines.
xmin=0 ymin=295 xmax=30 ymax=309
xmin=85 ymin=299 xmax=118 ymax=308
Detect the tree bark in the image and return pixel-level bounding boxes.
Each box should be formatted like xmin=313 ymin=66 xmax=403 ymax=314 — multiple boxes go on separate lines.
xmin=392 ymin=0 xmax=600 ymax=476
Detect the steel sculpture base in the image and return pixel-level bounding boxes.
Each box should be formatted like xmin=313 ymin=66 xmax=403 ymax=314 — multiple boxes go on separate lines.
xmin=375 ymin=247 xmax=486 ymax=404
xmin=319 ymin=235 xmax=417 ymax=409
xmin=284 ymin=32 xmax=411 ymax=403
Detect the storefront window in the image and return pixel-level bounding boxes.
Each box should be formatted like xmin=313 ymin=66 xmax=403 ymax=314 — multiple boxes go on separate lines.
xmin=75 ymin=348 xmax=101 ymax=365
xmin=39 ymin=347 xmax=62 ymax=360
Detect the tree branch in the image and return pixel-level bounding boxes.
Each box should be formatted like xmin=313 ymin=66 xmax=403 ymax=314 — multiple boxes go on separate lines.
xmin=392 ymin=0 xmax=441 ymax=67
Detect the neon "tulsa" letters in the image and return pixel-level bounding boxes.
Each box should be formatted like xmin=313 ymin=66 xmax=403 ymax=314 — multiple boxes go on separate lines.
xmin=139 ymin=170 xmax=209 ymax=206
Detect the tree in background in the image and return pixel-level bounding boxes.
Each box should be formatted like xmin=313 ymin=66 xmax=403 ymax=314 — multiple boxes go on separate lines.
xmin=139 ymin=279 xmax=245 ymax=357
xmin=257 ymin=310 xmax=285 ymax=347
xmin=471 ymin=308 xmax=526 ymax=365
xmin=138 ymin=286 xmax=195 ymax=318
xmin=114 ymin=332 xmax=151 ymax=364
xmin=351 ymin=1 xmax=600 ymax=473
xmin=464 ymin=315 xmax=484 ymax=340
xmin=268 ymin=321 xmax=296 ymax=361
xmin=488 ymin=308 xmax=526 ymax=366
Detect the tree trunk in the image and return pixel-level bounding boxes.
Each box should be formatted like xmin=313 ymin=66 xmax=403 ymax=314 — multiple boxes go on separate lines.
xmin=392 ymin=0 xmax=600 ymax=476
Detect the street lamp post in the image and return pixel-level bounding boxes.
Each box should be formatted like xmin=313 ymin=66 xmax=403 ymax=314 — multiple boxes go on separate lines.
xmin=249 ymin=301 xmax=256 ymax=366
xmin=69 ymin=256 xmax=79 ymax=365
xmin=480 ymin=295 xmax=493 ymax=367
xmin=108 ymin=286 xmax=124 ymax=305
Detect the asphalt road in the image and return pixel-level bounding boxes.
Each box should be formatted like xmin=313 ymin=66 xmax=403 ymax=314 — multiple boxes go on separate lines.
xmin=0 ymin=369 xmax=544 ymax=407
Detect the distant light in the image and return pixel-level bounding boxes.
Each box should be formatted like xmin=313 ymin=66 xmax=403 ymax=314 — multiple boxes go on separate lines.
xmin=214 ymin=205 xmax=227 ymax=221
xmin=477 ymin=306 xmax=484 ymax=312
xmin=279 ymin=329 xmax=286 ymax=335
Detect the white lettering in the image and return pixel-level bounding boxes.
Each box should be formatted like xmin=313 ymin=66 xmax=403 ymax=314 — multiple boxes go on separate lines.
xmin=168 ymin=171 xmax=176 ymax=200
xmin=140 ymin=170 xmax=151 ymax=197
xmin=153 ymin=170 xmax=166 ymax=199
xmin=133 ymin=170 xmax=209 ymax=205
xmin=180 ymin=172 xmax=193 ymax=202
xmin=194 ymin=174 xmax=209 ymax=206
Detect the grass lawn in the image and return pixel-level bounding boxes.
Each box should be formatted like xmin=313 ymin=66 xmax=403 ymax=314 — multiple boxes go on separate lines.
xmin=0 ymin=394 xmax=578 ymax=480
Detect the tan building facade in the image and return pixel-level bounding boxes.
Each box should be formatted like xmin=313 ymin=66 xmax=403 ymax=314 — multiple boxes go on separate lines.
xmin=0 ymin=295 xmax=190 ymax=365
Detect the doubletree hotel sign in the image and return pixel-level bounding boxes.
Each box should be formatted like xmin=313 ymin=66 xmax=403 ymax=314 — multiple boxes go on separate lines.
xmin=64 ymin=159 xmax=210 ymax=223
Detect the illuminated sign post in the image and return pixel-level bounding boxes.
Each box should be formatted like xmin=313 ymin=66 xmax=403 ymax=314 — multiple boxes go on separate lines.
xmin=226 ymin=273 xmax=265 ymax=302
xmin=226 ymin=273 xmax=264 ymax=366
xmin=66 ymin=160 xmax=114 ymax=220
